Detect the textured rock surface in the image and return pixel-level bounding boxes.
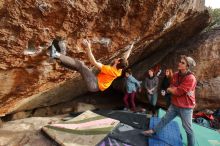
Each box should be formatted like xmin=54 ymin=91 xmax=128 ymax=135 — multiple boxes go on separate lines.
xmin=134 ymin=28 xmax=220 ymax=111
xmin=163 ymin=28 xmax=220 ymax=111
xmin=3 ymin=90 xmax=124 ymax=120
xmin=0 ymin=0 xmax=210 ymax=116
xmin=0 ymin=116 xmax=61 ymax=146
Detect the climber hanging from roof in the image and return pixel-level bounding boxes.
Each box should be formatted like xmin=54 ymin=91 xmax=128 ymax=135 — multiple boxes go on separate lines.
xmin=49 ymin=37 xmax=135 ymax=92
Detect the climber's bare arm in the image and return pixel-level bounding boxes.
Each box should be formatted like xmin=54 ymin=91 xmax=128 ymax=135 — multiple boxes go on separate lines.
xmin=83 ymin=39 xmax=103 ymax=70
xmin=123 ymin=42 xmax=135 ymax=60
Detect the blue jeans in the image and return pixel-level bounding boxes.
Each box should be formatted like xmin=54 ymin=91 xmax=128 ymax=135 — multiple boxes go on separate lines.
xmin=147 ymin=93 xmax=158 ymax=106
xmin=153 ymin=104 xmax=195 ymax=146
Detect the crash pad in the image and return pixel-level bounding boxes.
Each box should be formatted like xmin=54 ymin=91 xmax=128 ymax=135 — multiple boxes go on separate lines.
xmin=42 ymin=110 xmax=120 ymax=146
xmin=149 ymin=117 xmax=183 ymax=146
xmin=158 ymin=109 xmax=220 ymax=146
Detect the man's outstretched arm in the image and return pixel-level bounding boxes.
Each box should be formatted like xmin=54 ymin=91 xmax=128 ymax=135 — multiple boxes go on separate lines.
xmin=83 ymin=39 xmax=103 ymax=70
xmin=123 ymin=42 xmax=135 ymax=60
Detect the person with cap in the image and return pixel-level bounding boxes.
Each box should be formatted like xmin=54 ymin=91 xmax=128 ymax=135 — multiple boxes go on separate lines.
xmin=143 ymin=55 xmax=197 ymax=146
xmin=50 ymin=39 xmax=134 ymax=92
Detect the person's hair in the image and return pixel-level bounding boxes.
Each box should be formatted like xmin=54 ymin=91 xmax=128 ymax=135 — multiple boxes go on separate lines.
xmin=165 ymin=68 xmax=173 ymax=80
xmin=153 ymin=64 xmax=161 ymax=75
xmin=116 ymin=58 xmax=128 ymax=69
xmin=180 ymin=55 xmax=189 ymax=67
xmin=146 ymin=68 xmax=155 ymax=78
xmin=180 ymin=55 xmax=196 ymax=71
xmin=125 ymin=68 xmax=132 ymax=74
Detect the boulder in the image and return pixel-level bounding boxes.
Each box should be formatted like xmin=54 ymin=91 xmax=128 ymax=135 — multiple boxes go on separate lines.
xmin=0 ymin=116 xmax=61 ymax=146
xmin=0 ymin=0 xmax=210 ymax=116
xmin=134 ymin=28 xmax=220 ymax=111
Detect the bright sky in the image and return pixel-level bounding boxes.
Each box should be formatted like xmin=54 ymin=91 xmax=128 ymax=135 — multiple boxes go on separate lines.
xmin=205 ymin=0 xmax=220 ymax=8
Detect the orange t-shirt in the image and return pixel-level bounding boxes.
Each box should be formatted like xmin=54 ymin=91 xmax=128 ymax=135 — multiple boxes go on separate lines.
xmin=97 ymin=65 xmax=122 ymax=91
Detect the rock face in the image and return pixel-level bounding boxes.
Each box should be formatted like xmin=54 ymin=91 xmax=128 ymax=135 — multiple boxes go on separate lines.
xmin=0 ymin=116 xmax=61 ymax=146
xmin=0 ymin=0 xmax=209 ymax=116
xmin=134 ymin=28 xmax=220 ymax=111
xmin=162 ymin=28 xmax=220 ymax=111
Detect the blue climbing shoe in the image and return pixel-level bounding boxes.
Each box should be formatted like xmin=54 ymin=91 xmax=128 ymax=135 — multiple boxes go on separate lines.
xmin=50 ymin=45 xmax=57 ymax=58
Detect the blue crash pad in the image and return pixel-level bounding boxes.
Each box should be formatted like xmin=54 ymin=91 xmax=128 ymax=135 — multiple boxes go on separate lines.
xmin=149 ymin=117 xmax=183 ymax=146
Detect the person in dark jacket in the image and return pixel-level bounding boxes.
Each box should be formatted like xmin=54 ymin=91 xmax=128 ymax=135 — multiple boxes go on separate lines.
xmin=123 ymin=69 xmax=141 ymax=112
xmin=144 ymin=68 xmax=159 ymax=116
xmin=143 ymin=55 xmax=197 ymax=146
xmin=161 ymin=68 xmax=173 ymax=108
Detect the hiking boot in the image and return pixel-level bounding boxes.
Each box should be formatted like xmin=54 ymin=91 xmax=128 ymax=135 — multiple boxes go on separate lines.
xmin=141 ymin=129 xmax=155 ymax=137
xmin=141 ymin=108 xmax=146 ymax=113
xmin=131 ymin=108 xmax=137 ymax=113
xmin=123 ymin=107 xmax=132 ymax=112
xmin=123 ymin=107 xmax=129 ymax=111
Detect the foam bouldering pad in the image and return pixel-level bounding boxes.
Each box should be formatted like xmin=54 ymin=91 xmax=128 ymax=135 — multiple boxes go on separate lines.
xmin=42 ymin=110 xmax=120 ymax=146
xmin=149 ymin=117 xmax=183 ymax=146
xmin=98 ymin=137 xmax=132 ymax=146
xmin=94 ymin=110 xmax=149 ymax=130
xmin=108 ymin=123 xmax=148 ymax=146
xmin=158 ymin=109 xmax=220 ymax=146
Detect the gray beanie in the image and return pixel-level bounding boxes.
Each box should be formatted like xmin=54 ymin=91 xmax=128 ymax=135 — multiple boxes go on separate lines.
xmin=181 ymin=55 xmax=196 ymax=70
